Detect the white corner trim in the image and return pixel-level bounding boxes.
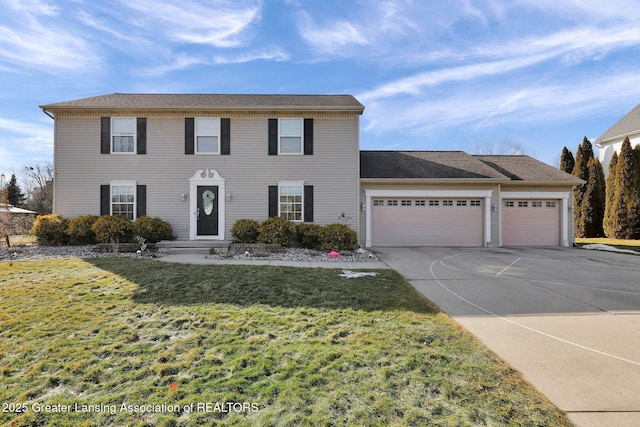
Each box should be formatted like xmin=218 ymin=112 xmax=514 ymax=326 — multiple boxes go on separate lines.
xmin=189 ymin=169 xmax=226 ymax=240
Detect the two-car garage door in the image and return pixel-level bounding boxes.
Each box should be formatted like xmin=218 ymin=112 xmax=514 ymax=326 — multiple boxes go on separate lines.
xmin=371 ymin=198 xmax=483 ymax=247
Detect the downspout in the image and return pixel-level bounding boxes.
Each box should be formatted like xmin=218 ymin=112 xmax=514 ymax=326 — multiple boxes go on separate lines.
xmin=41 ymin=108 xmax=55 ymax=120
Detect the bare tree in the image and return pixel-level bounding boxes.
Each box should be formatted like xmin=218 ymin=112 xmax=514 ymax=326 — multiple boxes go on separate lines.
xmin=472 ymin=139 xmax=527 ymax=155
xmin=23 ymin=161 xmax=53 ymax=215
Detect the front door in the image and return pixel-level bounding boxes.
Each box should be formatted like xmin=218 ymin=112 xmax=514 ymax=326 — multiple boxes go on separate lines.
xmin=197 ymin=186 xmax=219 ymax=236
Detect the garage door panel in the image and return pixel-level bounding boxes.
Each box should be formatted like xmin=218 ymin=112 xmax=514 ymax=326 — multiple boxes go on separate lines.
xmin=372 ymin=200 xmax=483 ymax=246
xmin=503 ymin=200 xmax=559 ymax=246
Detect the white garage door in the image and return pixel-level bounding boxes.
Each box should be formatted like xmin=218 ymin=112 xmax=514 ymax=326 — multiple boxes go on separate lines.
xmin=502 ymin=200 xmax=560 ymax=246
xmin=371 ymin=199 xmax=483 ymax=246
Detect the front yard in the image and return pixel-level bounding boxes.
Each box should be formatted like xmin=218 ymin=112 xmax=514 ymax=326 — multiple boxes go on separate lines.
xmin=0 ymin=258 xmax=571 ymax=426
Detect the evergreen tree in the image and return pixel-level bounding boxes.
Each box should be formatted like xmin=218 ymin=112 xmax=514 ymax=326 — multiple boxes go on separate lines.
xmin=572 ymin=137 xmax=595 ymax=238
xmin=582 ymin=158 xmax=605 ymax=237
xmin=609 ymin=138 xmax=640 ymax=239
xmin=603 ymin=151 xmax=618 ymax=238
xmin=7 ymin=174 xmax=25 ymax=207
xmin=559 ymin=147 xmax=575 ymax=174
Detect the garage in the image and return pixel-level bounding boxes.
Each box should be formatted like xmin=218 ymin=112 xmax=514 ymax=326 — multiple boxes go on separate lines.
xmin=371 ymin=198 xmax=484 ymax=246
xmin=502 ymin=199 xmax=560 ymax=246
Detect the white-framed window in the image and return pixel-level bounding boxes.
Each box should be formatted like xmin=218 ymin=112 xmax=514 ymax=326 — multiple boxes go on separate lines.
xmin=387 ymin=200 xmax=398 ymax=206
xmin=505 ymin=201 xmax=515 ymax=207
xmin=279 ymin=118 xmax=303 ymax=154
xmin=518 ymin=201 xmax=529 ymax=208
xmin=429 ymin=200 xmax=439 ymax=207
xmin=373 ymin=199 xmax=384 ymax=206
xmin=279 ymin=181 xmax=303 ymax=222
xmin=546 ymin=201 xmax=557 ymax=208
xmin=401 ymin=200 xmax=412 ymax=206
xmin=442 ymin=200 xmax=453 ymax=206
xmin=112 ymin=117 xmax=135 ymax=153
xmin=415 ymin=200 xmax=426 ymax=206
xmin=470 ymin=200 xmax=481 ymax=207
xmin=110 ymin=181 xmax=136 ymax=220
xmin=532 ymin=201 xmax=542 ymax=208
xmin=195 ymin=117 xmax=220 ymax=154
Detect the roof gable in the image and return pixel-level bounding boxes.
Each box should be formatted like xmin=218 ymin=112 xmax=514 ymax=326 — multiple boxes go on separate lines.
xmin=596 ymin=103 xmax=640 ymax=144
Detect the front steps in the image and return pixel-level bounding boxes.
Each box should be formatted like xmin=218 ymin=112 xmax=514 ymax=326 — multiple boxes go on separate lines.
xmin=157 ymin=240 xmax=232 ymax=255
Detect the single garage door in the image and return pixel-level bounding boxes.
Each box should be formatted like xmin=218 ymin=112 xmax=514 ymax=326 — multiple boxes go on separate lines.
xmin=371 ymin=198 xmax=483 ymax=246
xmin=502 ymin=200 xmax=560 ymax=246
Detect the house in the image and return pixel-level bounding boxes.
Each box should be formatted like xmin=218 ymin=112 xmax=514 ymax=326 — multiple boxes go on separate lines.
xmin=41 ymin=93 xmax=581 ymax=248
xmin=595 ymin=103 xmax=640 ymax=174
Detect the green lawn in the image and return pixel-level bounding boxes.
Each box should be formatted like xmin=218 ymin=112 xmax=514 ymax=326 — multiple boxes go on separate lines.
xmin=576 ymin=237 xmax=640 ymax=252
xmin=0 ymin=258 xmax=571 ymax=426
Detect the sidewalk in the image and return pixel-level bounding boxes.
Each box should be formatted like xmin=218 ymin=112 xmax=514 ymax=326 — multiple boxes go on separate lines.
xmin=159 ymin=253 xmax=390 ymax=270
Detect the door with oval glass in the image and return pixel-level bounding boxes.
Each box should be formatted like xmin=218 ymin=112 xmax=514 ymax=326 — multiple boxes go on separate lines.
xmin=197 ymin=186 xmax=218 ymax=236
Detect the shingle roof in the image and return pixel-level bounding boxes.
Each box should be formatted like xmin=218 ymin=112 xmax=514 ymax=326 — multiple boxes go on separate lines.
xmin=474 ymin=155 xmax=582 ymax=183
xmin=40 ymin=93 xmax=365 ymax=113
xmin=595 ymin=103 xmax=640 ymax=144
xmin=360 ymin=151 xmax=508 ymax=180
xmin=360 ymin=151 xmax=582 ymax=184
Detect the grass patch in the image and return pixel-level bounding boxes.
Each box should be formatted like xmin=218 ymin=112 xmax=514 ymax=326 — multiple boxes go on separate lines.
xmin=0 ymin=258 xmax=571 ymax=426
xmin=576 ymin=237 xmax=640 ymax=252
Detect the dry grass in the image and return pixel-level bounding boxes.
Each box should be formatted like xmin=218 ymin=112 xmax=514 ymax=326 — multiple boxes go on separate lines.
xmin=0 ymin=258 xmax=572 ymax=426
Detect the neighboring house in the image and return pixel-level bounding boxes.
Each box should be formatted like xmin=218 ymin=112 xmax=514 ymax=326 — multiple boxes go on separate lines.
xmin=595 ymin=103 xmax=640 ymax=174
xmin=0 ymin=203 xmax=37 ymax=235
xmin=41 ymin=93 xmax=581 ymax=248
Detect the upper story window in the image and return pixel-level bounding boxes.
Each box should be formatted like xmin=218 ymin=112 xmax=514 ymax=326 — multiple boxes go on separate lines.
xmin=279 ymin=118 xmax=303 ymax=154
xmin=196 ymin=118 xmax=220 ymax=154
xmin=112 ymin=118 xmax=135 ymax=153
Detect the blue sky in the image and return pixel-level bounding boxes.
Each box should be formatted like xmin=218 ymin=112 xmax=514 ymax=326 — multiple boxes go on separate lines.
xmin=2 ymin=0 xmax=640 ymax=185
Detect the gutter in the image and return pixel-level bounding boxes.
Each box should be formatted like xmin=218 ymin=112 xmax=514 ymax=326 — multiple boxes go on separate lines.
xmin=41 ymin=108 xmax=54 ymax=120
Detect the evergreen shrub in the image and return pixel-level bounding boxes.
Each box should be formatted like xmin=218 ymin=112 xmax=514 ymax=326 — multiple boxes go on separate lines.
xmin=231 ymin=219 xmax=260 ymax=243
xmin=31 ymin=214 xmax=69 ymax=245
xmin=67 ymin=215 xmax=99 ymax=244
xmin=133 ymin=216 xmax=174 ymax=243
xmin=318 ymin=223 xmax=358 ymax=252
xmin=258 ymin=216 xmax=295 ymax=246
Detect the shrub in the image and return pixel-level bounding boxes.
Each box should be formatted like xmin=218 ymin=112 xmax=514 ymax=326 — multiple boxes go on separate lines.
xmin=319 ymin=223 xmax=358 ymax=252
xmin=258 ymin=216 xmax=295 ymax=246
xmin=232 ymin=218 xmax=260 ymax=243
xmin=31 ymin=214 xmax=69 ymax=245
xmin=67 ymin=215 xmax=99 ymax=244
xmin=296 ymin=223 xmax=322 ymax=250
xmin=134 ymin=216 xmax=174 ymax=243
xmin=92 ymin=215 xmax=134 ymax=252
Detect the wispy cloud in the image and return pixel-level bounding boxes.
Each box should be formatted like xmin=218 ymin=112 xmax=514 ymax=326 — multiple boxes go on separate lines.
xmin=0 ymin=2 xmax=102 ymax=74
xmin=120 ymin=0 xmax=262 ymax=48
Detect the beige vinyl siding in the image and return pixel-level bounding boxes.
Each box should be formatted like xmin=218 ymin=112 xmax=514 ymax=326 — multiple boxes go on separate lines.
xmin=53 ymin=114 xmax=360 ymax=240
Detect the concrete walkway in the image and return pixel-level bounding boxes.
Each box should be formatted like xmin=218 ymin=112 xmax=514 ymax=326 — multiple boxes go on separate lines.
xmin=159 ymin=253 xmax=389 ymax=270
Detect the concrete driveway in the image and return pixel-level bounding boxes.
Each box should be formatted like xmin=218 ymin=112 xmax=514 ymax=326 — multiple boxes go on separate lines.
xmin=375 ymin=247 xmax=640 ymax=427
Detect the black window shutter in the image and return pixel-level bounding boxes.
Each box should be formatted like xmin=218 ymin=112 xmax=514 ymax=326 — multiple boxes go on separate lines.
xmin=304 ymin=185 xmax=314 ymax=222
xmin=303 ymin=118 xmax=313 ymax=155
xmin=185 ymin=118 xmax=195 ymax=155
xmin=137 ymin=117 xmax=147 ymax=154
xmin=268 ymin=119 xmax=278 ymax=155
xmin=100 ymin=117 xmax=110 ymax=154
xmin=136 ymin=185 xmax=147 ymax=218
xmin=221 ymin=118 xmax=231 ymax=155
xmin=268 ymin=185 xmax=278 ymax=217
xmin=100 ymin=185 xmax=110 ymax=215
